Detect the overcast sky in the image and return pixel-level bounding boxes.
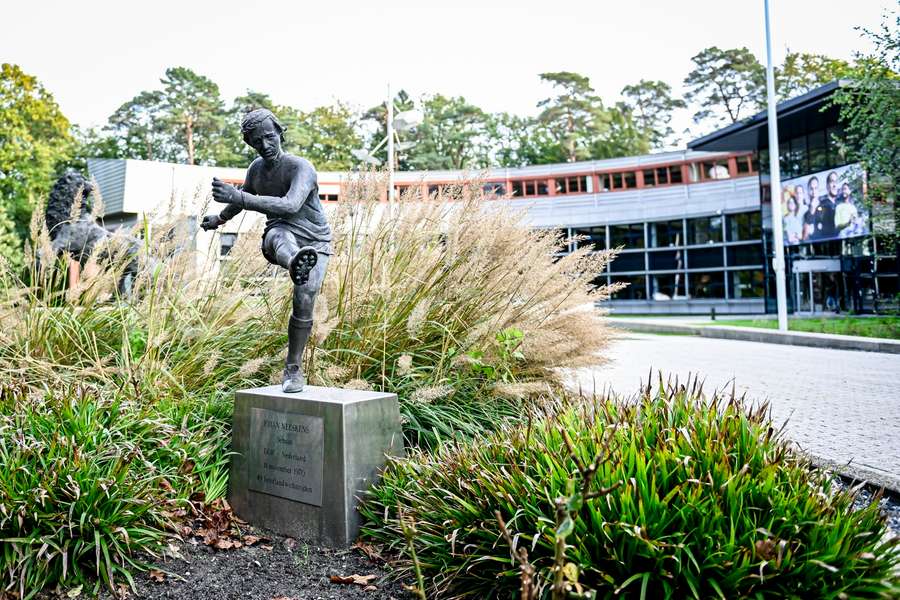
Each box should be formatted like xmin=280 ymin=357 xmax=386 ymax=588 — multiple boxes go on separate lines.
xmin=3 ymin=0 xmax=894 ymax=139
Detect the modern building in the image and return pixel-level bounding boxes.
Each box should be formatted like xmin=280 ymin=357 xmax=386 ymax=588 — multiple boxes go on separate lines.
xmin=88 ymin=81 xmax=895 ymax=315
xmin=690 ymin=80 xmax=897 ymax=314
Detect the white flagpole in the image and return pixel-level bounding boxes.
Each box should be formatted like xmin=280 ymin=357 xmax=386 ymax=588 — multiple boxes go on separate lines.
xmin=764 ymin=0 xmax=789 ymax=331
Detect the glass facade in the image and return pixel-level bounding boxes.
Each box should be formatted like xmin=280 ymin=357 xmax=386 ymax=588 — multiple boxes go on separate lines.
xmin=559 ymin=211 xmax=766 ymax=301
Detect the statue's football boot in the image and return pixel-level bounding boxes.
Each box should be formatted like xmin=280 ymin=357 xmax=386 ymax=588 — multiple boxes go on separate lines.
xmin=289 ymin=247 xmax=318 ymax=286
xmin=282 ymin=363 xmax=305 ymax=393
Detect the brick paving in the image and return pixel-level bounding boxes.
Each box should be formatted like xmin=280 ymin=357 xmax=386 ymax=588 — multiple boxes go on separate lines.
xmin=572 ymin=332 xmax=900 ymax=483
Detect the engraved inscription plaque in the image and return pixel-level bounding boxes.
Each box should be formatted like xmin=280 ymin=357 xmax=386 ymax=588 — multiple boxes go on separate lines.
xmin=248 ymin=408 xmax=324 ymax=506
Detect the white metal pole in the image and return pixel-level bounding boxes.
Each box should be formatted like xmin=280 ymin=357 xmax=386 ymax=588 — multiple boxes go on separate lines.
xmin=764 ymin=0 xmax=789 ymax=331
xmin=386 ymin=83 xmax=395 ymax=213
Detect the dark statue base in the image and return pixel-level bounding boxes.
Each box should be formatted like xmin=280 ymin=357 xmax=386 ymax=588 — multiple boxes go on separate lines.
xmin=228 ymin=385 xmax=402 ymax=547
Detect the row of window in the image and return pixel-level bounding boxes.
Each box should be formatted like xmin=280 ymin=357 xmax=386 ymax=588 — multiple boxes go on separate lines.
xmin=606 ymin=269 xmax=765 ymax=301
xmin=565 ymin=211 xmax=763 ymax=251
xmin=759 ymin=126 xmax=848 ymax=178
xmin=603 ymin=244 xmax=764 ymax=273
xmin=319 ymin=154 xmax=758 ymax=202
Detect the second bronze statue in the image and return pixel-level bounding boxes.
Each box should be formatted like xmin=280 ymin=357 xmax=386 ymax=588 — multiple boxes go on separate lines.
xmin=201 ymin=108 xmax=332 ymax=393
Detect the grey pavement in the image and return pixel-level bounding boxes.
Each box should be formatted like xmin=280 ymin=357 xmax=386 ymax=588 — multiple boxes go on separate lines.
xmin=571 ymin=332 xmax=900 ymax=487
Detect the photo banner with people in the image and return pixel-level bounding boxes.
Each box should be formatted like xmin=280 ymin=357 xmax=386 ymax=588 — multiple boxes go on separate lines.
xmin=781 ymin=163 xmax=868 ymax=245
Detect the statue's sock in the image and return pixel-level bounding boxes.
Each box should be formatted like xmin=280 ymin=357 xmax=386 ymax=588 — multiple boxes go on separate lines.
xmin=286 ymin=316 xmax=314 ymax=367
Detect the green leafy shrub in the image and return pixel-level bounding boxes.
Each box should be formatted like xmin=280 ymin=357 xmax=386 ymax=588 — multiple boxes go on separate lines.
xmin=0 ymin=381 xmax=233 ymax=597
xmin=0 ymin=384 xmax=166 ymax=598
xmin=361 ymin=382 xmax=900 ymax=598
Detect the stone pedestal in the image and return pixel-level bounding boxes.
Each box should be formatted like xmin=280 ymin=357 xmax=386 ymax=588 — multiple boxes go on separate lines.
xmin=228 ymin=385 xmax=402 ymax=547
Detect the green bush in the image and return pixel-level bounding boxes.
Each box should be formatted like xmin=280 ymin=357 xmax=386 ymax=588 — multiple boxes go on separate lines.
xmin=361 ymin=382 xmax=900 ymax=599
xmin=0 ymin=382 xmax=233 ymax=598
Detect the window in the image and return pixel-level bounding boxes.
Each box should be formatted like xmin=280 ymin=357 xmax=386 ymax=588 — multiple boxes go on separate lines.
xmin=611 ymin=172 xmax=623 ymax=189
xmin=642 ymin=165 xmax=681 ymax=186
xmin=319 ymin=193 xmax=339 ymax=202
xmin=610 ymin=251 xmax=645 ymax=273
xmin=651 ymin=274 xmax=685 ymax=300
xmin=597 ymin=173 xmax=611 ymax=192
xmin=808 ymin=129 xmax=827 ymax=172
xmin=428 ymin=184 xmax=450 ymax=197
xmin=611 ymin=275 xmax=646 ymax=300
xmin=650 ymin=220 xmax=684 ymax=247
xmin=511 ymin=179 xmax=548 ymax=197
xmin=687 ymin=216 xmax=723 ymax=245
xmin=648 ymin=250 xmax=683 ymax=271
xmin=608 ymin=171 xmax=637 ymax=190
xmin=687 ymin=247 xmax=724 ymax=269
xmin=726 ymin=212 xmax=762 ymax=241
xmin=555 ymin=176 xmax=588 ymax=194
xmin=735 ymin=155 xmax=753 ymax=174
xmin=609 ymin=223 xmax=644 ymax=249
xmin=690 ymin=272 xmax=725 ymax=298
xmin=730 ymin=270 xmax=764 ymax=298
xmin=219 ymin=233 xmax=237 ymax=256
xmin=727 ymin=244 xmax=764 ymax=266
xmin=701 ymin=160 xmax=730 ymax=180
xmin=788 ymin=135 xmax=808 ymax=177
xmin=688 ymin=162 xmax=701 ymax=182
xmin=482 ymin=182 xmax=506 ymax=197
xmin=573 ymin=226 xmax=605 ymax=251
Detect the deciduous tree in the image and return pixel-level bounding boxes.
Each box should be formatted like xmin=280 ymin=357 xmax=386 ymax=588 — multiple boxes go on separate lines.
xmin=0 ymin=63 xmax=72 ymax=266
xmin=777 ymin=51 xmax=852 ymax=99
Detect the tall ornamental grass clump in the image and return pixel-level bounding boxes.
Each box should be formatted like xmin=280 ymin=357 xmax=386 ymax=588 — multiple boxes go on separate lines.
xmin=313 ymin=174 xmax=619 ymax=447
xmin=361 ymin=381 xmax=900 ymax=599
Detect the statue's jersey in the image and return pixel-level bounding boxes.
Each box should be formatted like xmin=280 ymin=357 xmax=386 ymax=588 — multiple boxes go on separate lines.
xmin=220 ymin=154 xmax=333 ymax=255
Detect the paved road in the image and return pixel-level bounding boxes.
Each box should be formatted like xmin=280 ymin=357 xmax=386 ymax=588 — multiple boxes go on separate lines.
xmin=572 ymin=332 xmax=900 ymax=484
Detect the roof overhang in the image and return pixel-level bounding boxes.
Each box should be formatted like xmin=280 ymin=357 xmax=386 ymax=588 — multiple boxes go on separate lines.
xmin=688 ymin=80 xmax=846 ymax=152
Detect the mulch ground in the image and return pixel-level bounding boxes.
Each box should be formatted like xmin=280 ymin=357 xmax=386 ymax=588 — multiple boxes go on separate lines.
xmin=30 ymin=498 xmax=411 ymax=600
xmin=97 ymin=527 xmax=410 ymax=600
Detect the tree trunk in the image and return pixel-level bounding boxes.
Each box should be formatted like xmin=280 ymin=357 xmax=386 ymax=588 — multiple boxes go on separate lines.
xmin=186 ymin=116 xmax=195 ymax=165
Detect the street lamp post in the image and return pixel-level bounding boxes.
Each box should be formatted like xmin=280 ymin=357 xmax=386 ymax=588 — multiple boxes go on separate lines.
xmin=387 ymin=83 xmax=395 ymax=211
xmin=764 ymin=0 xmax=789 ymax=331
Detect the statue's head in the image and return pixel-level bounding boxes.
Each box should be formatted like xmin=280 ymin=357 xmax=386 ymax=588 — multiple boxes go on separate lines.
xmin=241 ymin=108 xmax=285 ymax=163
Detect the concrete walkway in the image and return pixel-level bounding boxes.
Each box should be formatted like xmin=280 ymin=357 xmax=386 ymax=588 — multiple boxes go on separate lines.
xmin=611 ymin=317 xmax=900 ymax=354
xmin=573 ymin=332 xmax=900 ymax=491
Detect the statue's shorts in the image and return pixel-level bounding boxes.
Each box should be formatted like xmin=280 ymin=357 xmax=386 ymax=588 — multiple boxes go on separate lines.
xmin=261 ymin=225 xmax=330 ymax=292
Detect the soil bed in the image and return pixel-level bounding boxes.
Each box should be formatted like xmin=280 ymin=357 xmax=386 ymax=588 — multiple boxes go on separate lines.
xmin=94 ymin=526 xmax=409 ymax=600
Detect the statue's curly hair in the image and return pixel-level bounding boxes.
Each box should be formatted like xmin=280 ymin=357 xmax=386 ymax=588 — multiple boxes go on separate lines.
xmin=45 ymin=171 xmax=94 ymax=235
xmin=240 ymin=108 xmax=286 ymax=144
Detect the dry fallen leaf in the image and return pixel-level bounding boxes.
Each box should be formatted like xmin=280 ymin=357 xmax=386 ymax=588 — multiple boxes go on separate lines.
xmin=148 ymin=570 xmax=166 ymax=583
xmin=330 ymin=574 xmax=378 ymax=586
xmin=363 ymin=585 xmax=378 ymax=592
xmin=352 ymin=540 xmax=384 ymax=562
xmin=214 ymin=538 xmax=242 ymax=550
xmin=243 ymin=534 xmax=270 ymax=546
